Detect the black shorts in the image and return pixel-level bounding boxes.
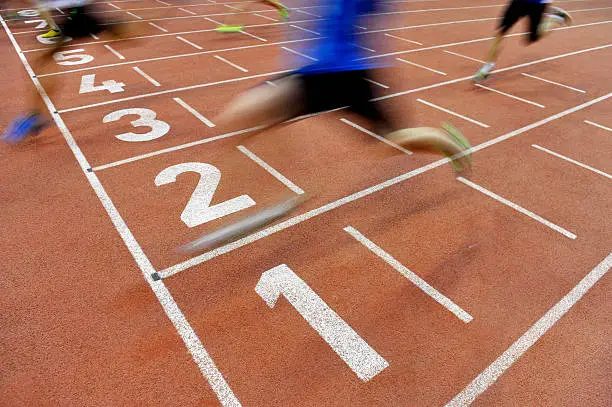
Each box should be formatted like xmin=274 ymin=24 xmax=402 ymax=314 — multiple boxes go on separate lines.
xmin=60 ymin=6 xmax=104 ymax=39
xmin=499 ymin=0 xmax=547 ymax=42
xmin=290 ymin=70 xmax=390 ymax=128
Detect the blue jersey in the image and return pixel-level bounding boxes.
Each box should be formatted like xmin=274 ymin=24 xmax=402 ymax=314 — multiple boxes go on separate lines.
xmin=297 ymin=0 xmax=381 ymax=74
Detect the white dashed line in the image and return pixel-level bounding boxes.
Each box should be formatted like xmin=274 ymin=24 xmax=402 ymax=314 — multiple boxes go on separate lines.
xmin=532 ymin=144 xmax=611 ymax=179
xmin=584 ymin=120 xmax=612 ymax=132
xmin=282 ymin=46 xmax=317 ymax=61
xmin=133 ymin=66 xmax=161 ymax=86
xmin=255 ymin=13 xmax=278 ymax=22
xmin=179 ymin=7 xmax=197 ymax=15
xmin=475 ymin=84 xmax=545 ymax=108
xmin=108 ymin=2 xmax=121 ymax=9
xmin=417 ymin=99 xmax=489 ymax=128
xmin=397 ymin=57 xmax=446 ymax=75
xmin=237 ymin=146 xmax=305 ymax=194
xmin=104 ymin=44 xmax=126 ymax=59
xmin=290 ymin=24 xmax=320 ymax=35
xmin=241 ymin=30 xmax=267 ymax=42
xmin=443 ymin=50 xmax=486 ymax=63
xmin=149 ymin=22 xmax=168 ymax=32
xmin=125 ymin=11 xmax=143 ymax=19
xmin=364 ymin=77 xmax=389 ymax=89
xmin=214 ymin=55 xmax=248 ymax=72
xmin=521 ymin=73 xmax=586 ymax=93
xmin=340 ymin=118 xmax=411 ymax=154
xmin=177 ymin=35 xmax=203 ymax=49
xmin=385 ymin=33 xmax=422 ymax=45
xmin=174 ymin=97 xmax=215 ymax=127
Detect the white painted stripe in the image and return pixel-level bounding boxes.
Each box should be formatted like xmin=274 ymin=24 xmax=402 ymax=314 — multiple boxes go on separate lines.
xmin=340 ymin=118 xmax=412 ymax=155
xmin=521 ymin=73 xmax=586 ymax=93
xmin=532 ymin=144 xmax=611 ymax=179
xmin=204 ymin=16 xmax=223 ymax=25
xmin=173 ymin=97 xmax=215 ymax=127
xmin=397 ymin=58 xmax=446 ymax=75
xmin=132 ymin=66 xmax=161 ymax=86
xmin=446 ymin=253 xmax=612 ymax=407
xmin=89 ymin=33 xmax=99 ymax=40
xmin=266 ymin=80 xmax=277 ymax=87
xmin=224 ymin=4 xmax=242 ymax=10
xmin=417 ymin=99 xmax=489 ymax=128
xmin=364 ymin=77 xmax=389 ymax=89
xmin=457 ymin=177 xmax=576 ymax=239
xmin=344 ymin=226 xmax=472 ymax=323
xmin=179 ymin=7 xmax=197 ymax=15
xmin=104 ymin=44 xmax=126 ymax=59
xmin=126 ymin=11 xmax=143 ymax=19
xmin=157 ymin=93 xmax=611 ymax=278
xmin=444 ymin=50 xmax=486 ymax=63
xmin=156 ymin=0 xmax=171 ymax=6
xmin=255 ymin=13 xmax=278 ymax=22
xmin=237 ymin=146 xmax=304 ymax=194
xmin=384 ymin=33 xmax=422 ymax=45
xmin=149 ymin=22 xmax=168 ymax=32
xmin=214 ymin=54 xmax=248 ymax=72
xmin=296 ymin=9 xmax=320 ymax=17
xmin=108 ymin=2 xmax=121 ymax=9
xmin=355 ymin=44 xmax=376 ymax=53
xmin=290 ymin=24 xmax=320 ymax=35
xmin=241 ymin=30 xmax=267 ymax=42
xmin=354 ymin=24 xmax=367 ymax=30
xmin=177 ymin=35 xmax=203 ymax=49
xmin=584 ymin=119 xmax=612 ymax=133
xmin=475 ymin=84 xmax=545 ymax=108
xmin=56 ymin=8 xmax=65 ymax=14
xmin=0 ymin=14 xmax=242 ymax=407
xmin=281 ymin=46 xmax=317 ymax=61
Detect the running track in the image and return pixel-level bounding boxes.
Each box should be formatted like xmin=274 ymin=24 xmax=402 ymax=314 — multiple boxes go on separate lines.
xmin=1 ymin=0 xmax=611 ymax=405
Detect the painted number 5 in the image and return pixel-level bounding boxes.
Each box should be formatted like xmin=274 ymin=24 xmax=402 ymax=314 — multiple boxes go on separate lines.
xmin=53 ymin=49 xmax=92 ymax=65
xmin=155 ymin=163 xmax=255 ymax=227
xmin=103 ymin=108 xmax=169 ymax=142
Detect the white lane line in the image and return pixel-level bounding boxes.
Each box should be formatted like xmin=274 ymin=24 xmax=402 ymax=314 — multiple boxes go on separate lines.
xmin=56 ymin=7 xmax=65 ymax=14
xmin=204 ymin=16 xmax=223 ymax=25
xmin=384 ymin=33 xmax=422 ymax=45
xmin=446 ymin=253 xmax=612 ymax=407
xmin=282 ymin=46 xmax=317 ymax=61
xmin=104 ymin=44 xmax=126 ymax=59
xmin=457 ymin=177 xmax=576 ymax=239
xmin=177 ymin=35 xmax=203 ymax=49
xmin=90 ymin=33 xmax=100 ymax=40
xmin=132 ymin=66 xmax=161 ymax=86
xmin=157 ymin=93 xmax=612 ymax=278
xmin=0 ymin=14 xmax=242 ymax=407
xmin=241 ymin=30 xmax=267 ymax=42
xmin=173 ymin=97 xmax=215 ymax=127
xmin=475 ymin=84 xmax=545 ymax=108
xmin=149 ymin=22 xmax=168 ymax=32
xmin=340 ymin=118 xmax=412 ymax=155
xmin=443 ymin=50 xmax=486 ymax=63
xmin=584 ymin=119 xmax=612 ymax=133
xmin=521 ymin=73 xmax=586 ymax=93
xmin=397 ymin=57 xmax=446 ymax=75
xmin=364 ymin=77 xmax=389 ymax=89
xmin=344 ymin=226 xmax=473 ymax=323
xmin=156 ymin=0 xmax=171 ymax=5
xmin=354 ymin=24 xmax=367 ymax=30
xmin=108 ymin=2 xmax=121 ymax=9
xmin=296 ymin=9 xmax=320 ymax=17
xmin=417 ymin=99 xmax=489 ymax=128
xmin=214 ymin=54 xmax=248 ymax=72
xmin=179 ymin=7 xmax=197 ymax=15
xmin=237 ymin=146 xmax=304 ymax=194
xmin=266 ymin=80 xmax=277 ymax=87
xmin=126 ymin=11 xmax=143 ymax=19
xmin=355 ymin=44 xmax=376 ymax=53
xmin=255 ymin=13 xmax=278 ymax=22
xmin=290 ymin=24 xmax=320 ymax=35
xmin=224 ymin=4 xmax=242 ymax=10
xmin=532 ymin=144 xmax=611 ymax=179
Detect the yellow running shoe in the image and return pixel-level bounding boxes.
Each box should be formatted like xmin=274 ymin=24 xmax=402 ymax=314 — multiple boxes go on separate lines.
xmin=41 ymin=29 xmax=62 ymax=38
xmin=215 ymin=25 xmax=244 ymax=33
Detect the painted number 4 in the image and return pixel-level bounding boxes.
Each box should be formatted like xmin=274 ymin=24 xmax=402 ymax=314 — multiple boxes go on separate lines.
xmin=80 ymin=74 xmax=125 ymax=94
xmin=256 ymin=264 xmax=389 ymax=381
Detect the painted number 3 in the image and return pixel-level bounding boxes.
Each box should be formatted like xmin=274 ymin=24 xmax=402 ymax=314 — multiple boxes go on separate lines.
xmin=103 ymin=108 xmax=169 ymax=142
xmin=155 ymin=163 xmax=255 ymax=227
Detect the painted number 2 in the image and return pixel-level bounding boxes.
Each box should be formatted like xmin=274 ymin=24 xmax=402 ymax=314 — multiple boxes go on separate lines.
xmin=256 ymin=264 xmax=389 ymax=381
xmin=155 ymin=163 xmax=255 ymax=228
xmin=103 ymin=108 xmax=169 ymax=142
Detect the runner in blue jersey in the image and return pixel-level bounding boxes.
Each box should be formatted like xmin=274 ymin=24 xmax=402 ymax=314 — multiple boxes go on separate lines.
xmin=474 ymin=0 xmax=572 ymax=81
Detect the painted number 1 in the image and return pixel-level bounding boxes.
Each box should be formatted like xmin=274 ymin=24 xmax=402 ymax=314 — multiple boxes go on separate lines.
xmin=256 ymin=264 xmax=389 ymax=381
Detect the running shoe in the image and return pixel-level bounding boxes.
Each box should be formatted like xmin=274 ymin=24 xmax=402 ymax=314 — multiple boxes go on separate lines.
xmin=1 ymin=113 xmax=48 ymax=144
xmin=216 ymin=25 xmax=244 ymax=33
xmin=473 ymin=62 xmax=494 ymax=82
xmin=441 ymin=122 xmax=472 ymax=172
xmin=41 ymin=28 xmax=62 ymax=38
xmin=550 ymin=6 xmax=572 ymax=25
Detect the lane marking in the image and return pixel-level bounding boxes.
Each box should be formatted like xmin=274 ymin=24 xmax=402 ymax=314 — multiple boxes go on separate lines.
xmin=364 ymin=77 xmax=389 ymax=89
xmin=532 ymin=144 xmax=611 ymax=179
xmin=204 ymin=16 xmax=223 ymax=25
xmin=89 ymin=33 xmax=100 ymax=40
xmin=214 ymin=54 xmax=248 ymax=72
xmin=417 ymin=99 xmax=489 ymax=128
xmin=266 ymin=80 xmax=277 ymax=87
xmin=108 ymin=2 xmax=121 ymax=9
xmin=296 ymin=9 xmax=321 ymax=17
xmin=290 ymin=24 xmax=320 ymax=35
xmin=157 ymin=92 xmax=611 ymax=278
xmin=156 ymin=0 xmax=171 ymax=5
xmin=520 ymin=73 xmax=586 ymax=93
xmin=384 ymin=33 xmax=422 ymax=45
xmin=354 ymin=24 xmax=367 ymax=30
xmin=56 ymin=7 xmax=65 ymax=14
xmin=397 ymin=57 xmax=446 ymax=75
xmin=179 ymin=7 xmax=198 ymax=15
xmin=446 ymin=253 xmax=612 ymax=407
xmin=584 ymin=119 xmax=612 ymax=133
xmin=457 ymin=177 xmax=576 ymax=239
xmin=224 ymin=4 xmax=242 ymax=10
xmin=125 ymin=11 xmax=143 ymax=19
xmin=149 ymin=22 xmax=168 ymax=32
xmin=177 ymin=35 xmax=203 ymax=49
xmin=443 ymin=50 xmax=486 ymax=63
xmin=281 ymin=46 xmax=317 ymax=61
xmin=0 ymin=14 xmax=242 ymax=407
xmin=475 ymin=84 xmax=545 ymax=108
xmin=241 ymin=30 xmax=267 ymax=42
xmin=104 ymin=44 xmax=126 ymax=59
xmin=344 ymin=226 xmax=473 ymax=323
xmin=340 ymin=118 xmax=412 ymax=154
xmin=355 ymin=44 xmax=376 ymax=53
xmin=132 ymin=66 xmax=161 ymax=86
xmin=255 ymin=13 xmax=278 ymax=22
xmin=237 ymin=146 xmax=304 ymax=194
xmin=173 ymin=97 xmax=215 ymax=127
